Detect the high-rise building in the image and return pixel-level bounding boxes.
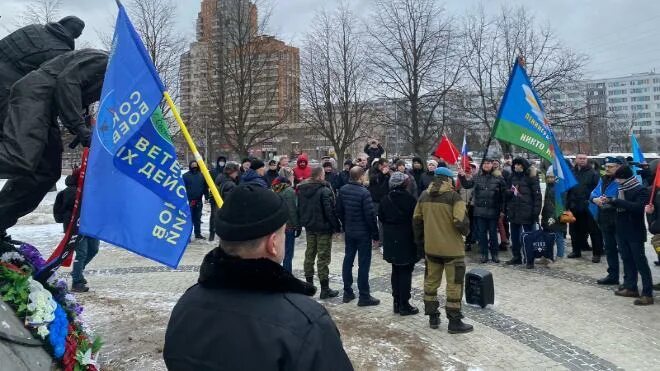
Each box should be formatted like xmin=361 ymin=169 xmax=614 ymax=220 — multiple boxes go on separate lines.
xmin=179 ymin=0 xmax=299 ymax=162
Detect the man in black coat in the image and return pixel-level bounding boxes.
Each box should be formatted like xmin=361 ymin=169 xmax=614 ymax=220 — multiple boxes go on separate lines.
xmin=215 ymin=162 xmax=240 ymax=200
xmin=207 ymin=156 xmax=227 ymax=242
xmin=0 ymin=49 xmax=107 ymax=239
xmin=567 ymin=153 xmax=603 ymax=262
xmin=363 ymin=139 xmax=384 ymax=166
xmin=183 ymin=161 xmax=209 ymax=240
xmin=606 ymin=166 xmax=654 ymax=305
xmin=163 ymin=185 xmax=353 ymax=370
xmin=297 ymin=167 xmax=341 ymax=298
xmin=337 ymin=166 xmax=381 ymax=307
xmin=336 ymin=159 xmax=353 ymax=191
xmin=504 ymin=158 xmax=542 ymax=266
xmin=0 ymin=16 xmax=85 ymax=127
xmin=458 ymin=158 xmax=507 ymax=263
xmin=411 ymin=156 xmax=425 ymax=196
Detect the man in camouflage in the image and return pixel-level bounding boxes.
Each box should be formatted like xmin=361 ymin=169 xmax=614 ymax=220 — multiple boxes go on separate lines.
xmin=414 ymin=166 xmax=473 ymax=334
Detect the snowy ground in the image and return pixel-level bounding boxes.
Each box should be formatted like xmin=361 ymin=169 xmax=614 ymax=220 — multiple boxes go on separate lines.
xmin=5 ymin=179 xmax=660 ymax=370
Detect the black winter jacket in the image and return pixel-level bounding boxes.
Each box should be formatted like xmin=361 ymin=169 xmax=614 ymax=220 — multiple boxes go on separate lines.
xmin=297 ymin=180 xmax=341 ymax=233
xmin=505 ymin=167 xmax=542 ymax=225
xmin=215 ymin=174 xmax=238 ymax=199
xmin=419 ymin=171 xmax=435 ymax=195
xmin=378 ymin=189 xmax=419 ymax=265
xmin=163 ymin=247 xmax=353 ymax=371
xmin=567 ymin=166 xmax=600 ymax=213
xmin=595 ymin=176 xmax=618 ymax=228
xmin=368 ymin=171 xmax=390 ymax=203
xmin=264 ymin=169 xmax=279 ymax=187
xmin=363 ymin=144 xmax=384 ymax=164
xmin=240 ymin=169 xmax=269 ymax=188
xmin=541 ymin=182 xmax=567 ymax=233
xmin=411 ymin=168 xmax=425 ymax=196
xmin=459 ymin=170 xmax=506 ymax=219
xmin=183 ymin=168 xmax=208 ymax=201
xmin=336 ymin=169 xmax=350 ymax=191
xmin=53 ymin=175 xmax=77 ymax=232
xmin=610 ymin=184 xmax=650 ymax=243
xmin=337 ymin=181 xmax=379 ymax=240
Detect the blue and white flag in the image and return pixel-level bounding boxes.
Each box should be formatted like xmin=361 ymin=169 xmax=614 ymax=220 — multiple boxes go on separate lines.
xmin=80 ymin=2 xmax=192 ymax=268
xmin=631 ymin=132 xmax=645 ymax=182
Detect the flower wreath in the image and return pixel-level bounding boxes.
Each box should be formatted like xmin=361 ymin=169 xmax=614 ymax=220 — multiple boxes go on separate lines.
xmin=0 ymin=243 xmax=101 ymax=370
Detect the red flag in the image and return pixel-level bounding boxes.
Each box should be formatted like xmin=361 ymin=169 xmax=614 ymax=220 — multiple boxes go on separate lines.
xmin=649 ymin=162 xmax=660 ymax=206
xmin=433 ymin=134 xmax=460 ymax=165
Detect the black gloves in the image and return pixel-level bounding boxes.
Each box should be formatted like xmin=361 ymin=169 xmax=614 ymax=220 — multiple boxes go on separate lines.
xmin=76 ymin=125 xmax=92 ymax=148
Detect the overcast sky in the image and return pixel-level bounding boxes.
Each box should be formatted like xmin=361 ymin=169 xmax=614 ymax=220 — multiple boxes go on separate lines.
xmin=1 ymin=0 xmax=659 ymax=79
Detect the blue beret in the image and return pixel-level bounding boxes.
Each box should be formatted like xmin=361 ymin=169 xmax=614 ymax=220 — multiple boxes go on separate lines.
xmin=605 ymin=156 xmax=622 ymax=165
xmin=434 ymin=167 xmax=454 ymax=177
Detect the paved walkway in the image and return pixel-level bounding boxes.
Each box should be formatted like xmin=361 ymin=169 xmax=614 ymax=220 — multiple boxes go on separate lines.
xmin=8 ymin=221 xmax=660 ymax=370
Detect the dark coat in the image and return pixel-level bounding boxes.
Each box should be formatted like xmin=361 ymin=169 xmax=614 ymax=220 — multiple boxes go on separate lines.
xmin=163 ymin=247 xmax=353 ymax=371
xmin=183 ymin=167 xmax=208 ymax=201
xmin=610 ymin=183 xmax=650 ymax=243
xmin=541 ymin=182 xmax=567 ymax=233
xmin=411 ymin=168 xmax=425 ymax=196
xmin=53 ymin=175 xmax=77 ymax=232
xmin=297 ymin=180 xmax=341 ymax=233
xmin=264 ymin=169 xmax=279 ymax=187
xmin=419 ymin=171 xmax=435 ymax=195
xmin=325 ymin=171 xmax=340 ymax=192
xmin=368 ymin=171 xmax=390 ymax=203
xmin=505 ymin=161 xmax=542 ymax=225
xmin=363 ymin=144 xmax=384 ymax=164
xmin=378 ymin=189 xmax=419 ymax=265
xmin=593 ymin=175 xmax=618 ymax=228
xmin=1 ymin=49 xmax=107 ymax=176
xmin=215 ymin=174 xmax=238 ymax=199
xmin=336 ymin=169 xmax=350 ymax=191
xmin=240 ymin=169 xmax=269 ymax=188
xmin=459 ymin=170 xmax=506 ymax=219
xmin=337 ymin=181 xmax=379 ymax=240
xmin=567 ymin=165 xmax=600 ymax=213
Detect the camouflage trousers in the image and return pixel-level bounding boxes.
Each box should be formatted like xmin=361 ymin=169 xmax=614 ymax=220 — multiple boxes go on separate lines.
xmin=304 ymin=232 xmax=333 ymax=281
xmin=423 ymin=255 xmax=466 ymax=320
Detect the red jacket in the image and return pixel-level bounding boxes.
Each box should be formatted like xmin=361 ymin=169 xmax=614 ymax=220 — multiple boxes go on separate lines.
xmin=293 ymin=153 xmax=311 ymax=185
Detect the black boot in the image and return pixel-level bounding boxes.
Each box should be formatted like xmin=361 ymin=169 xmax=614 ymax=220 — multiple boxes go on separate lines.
xmin=448 ymin=319 xmax=474 ymax=334
xmin=399 ymin=301 xmax=419 ymax=316
xmin=209 ymin=234 xmax=215 ymax=242
xmin=505 ymin=257 xmax=522 ymax=265
xmin=393 ymin=298 xmax=400 ymax=314
xmin=490 ymin=250 xmax=500 ymax=264
xmin=305 ymin=276 xmax=317 ymax=291
xmin=480 ymin=255 xmax=489 ymax=264
xmin=319 ymin=279 xmax=339 ymax=299
xmin=424 ymin=300 xmax=440 ymax=328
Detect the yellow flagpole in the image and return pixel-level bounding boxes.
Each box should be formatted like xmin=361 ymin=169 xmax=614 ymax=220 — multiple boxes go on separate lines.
xmin=163 ymin=91 xmax=223 ymax=208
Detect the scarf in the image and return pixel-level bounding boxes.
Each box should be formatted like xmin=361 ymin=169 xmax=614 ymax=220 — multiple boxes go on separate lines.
xmin=619 ymin=176 xmax=640 ymax=192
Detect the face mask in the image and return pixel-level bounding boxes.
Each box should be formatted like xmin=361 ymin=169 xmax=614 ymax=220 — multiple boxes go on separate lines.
xmin=191 ymin=167 xmax=199 ymax=172
xmin=218 ymin=162 xmax=226 ymax=167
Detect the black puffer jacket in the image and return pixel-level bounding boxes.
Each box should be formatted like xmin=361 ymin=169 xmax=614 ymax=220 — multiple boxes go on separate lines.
xmin=163 ymin=247 xmax=353 ymax=371
xmin=505 ymin=158 xmax=542 ymax=225
xmin=378 ymin=189 xmax=419 ymax=265
xmin=215 ymin=174 xmax=238 ymax=199
xmin=337 ymin=181 xmax=379 ymax=240
xmin=567 ymin=165 xmax=600 ymax=213
xmin=297 ymin=180 xmax=341 ymax=233
xmin=459 ymin=170 xmax=506 ymax=219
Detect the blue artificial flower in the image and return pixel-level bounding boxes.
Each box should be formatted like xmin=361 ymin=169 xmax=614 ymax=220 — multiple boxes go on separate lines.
xmin=47 ymin=304 xmax=69 ymax=359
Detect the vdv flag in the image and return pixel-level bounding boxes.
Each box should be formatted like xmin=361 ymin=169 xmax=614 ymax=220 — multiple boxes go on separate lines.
xmin=80 ymin=2 xmax=192 ymax=268
xmin=631 ymin=132 xmax=645 ymax=182
xmin=493 ymin=58 xmax=577 ymax=215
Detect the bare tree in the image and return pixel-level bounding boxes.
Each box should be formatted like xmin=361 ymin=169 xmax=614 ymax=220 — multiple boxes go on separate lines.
xmin=461 ymin=5 xmax=586 ymax=154
xmin=13 ymin=0 xmax=62 ymax=27
xmin=300 ymin=5 xmax=374 ymax=164
xmin=366 ymin=0 xmax=463 ymax=157
xmin=202 ymin=0 xmax=296 ymax=158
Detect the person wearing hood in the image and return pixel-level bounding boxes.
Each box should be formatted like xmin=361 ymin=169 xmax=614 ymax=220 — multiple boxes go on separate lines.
xmin=240 ymin=159 xmax=269 ymax=188
xmin=503 ymin=157 xmax=542 ymax=266
xmin=272 ymin=167 xmax=300 ymax=273
xmin=297 ymin=167 xmax=341 ymax=299
xmin=413 ymin=167 xmax=472 ymax=333
xmin=0 ymin=16 xmax=85 ymax=127
xmin=567 ymin=153 xmax=603 ymax=262
xmin=240 ymin=158 xmax=251 ymax=175
xmin=54 ymin=168 xmax=100 ymax=292
xmin=411 ymin=157 xmax=425 ymax=195
xmin=605 ymin=166 xmax=653 ymax=305
xmin=293 ymin=153 xmax=312 ymax=185
xmin=0 ymin=49 xmax=108 ymax=241
xmin=458 ymin=159 xmax=506 ymax=263
xmin=264 ymin=159 xmax=279 ymax=187
xmin=379 ymin=172 xmax=420 ymax=316
xmin=184 ymin=160 xmax=209 ymax=240
xmin=163 ymin=185 xmax=353 ymax=370
xmin=542 ymin=166 xmax=568 ymax=259
xmin=208 ymin=155 xmax=227 ymax=242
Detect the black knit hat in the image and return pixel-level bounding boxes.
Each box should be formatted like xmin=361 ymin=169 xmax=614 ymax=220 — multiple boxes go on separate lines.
xmin=215 ymin=185 xmax=289 ymax=241
xmin=614 ymin=166 xmax=634 ymax=180
xmin=250 ymin=159 xmax=265 ymax=170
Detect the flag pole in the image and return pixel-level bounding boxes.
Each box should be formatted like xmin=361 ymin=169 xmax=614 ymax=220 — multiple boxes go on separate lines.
xmin=164 ymin=91 xmax=223 ymax=208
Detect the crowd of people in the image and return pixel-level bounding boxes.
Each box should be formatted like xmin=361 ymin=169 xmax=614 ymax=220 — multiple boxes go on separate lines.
xmin=166 ymin=140 xmax=660 ymax=369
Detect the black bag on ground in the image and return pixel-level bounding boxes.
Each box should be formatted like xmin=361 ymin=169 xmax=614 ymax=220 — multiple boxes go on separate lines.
xmin=521 ymin=228 xmax=555 ymax=263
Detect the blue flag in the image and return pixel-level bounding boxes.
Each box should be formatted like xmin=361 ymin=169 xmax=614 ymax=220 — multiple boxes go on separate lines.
xmin=80 ymin=2 xmax=192 ymax=268
xmin=631 ymin=132 xmax=645 ymax=182
xmin=493 ymin=58 xmax=577 ymax=216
